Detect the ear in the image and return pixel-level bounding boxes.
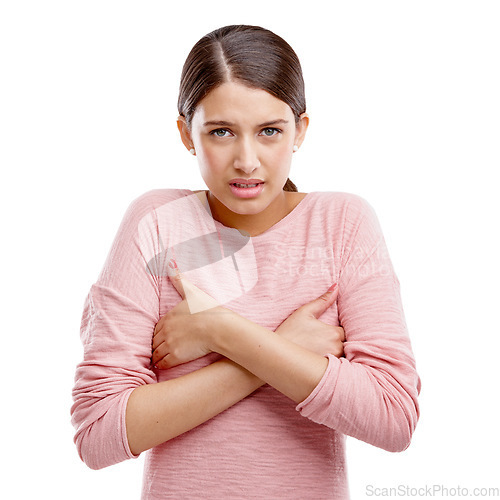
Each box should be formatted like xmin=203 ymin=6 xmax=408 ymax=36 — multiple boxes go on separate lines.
xmin=177 ymin=115 xmax=194 ymax=152
xmin=294 ymin=112 xmax=310 ymax=149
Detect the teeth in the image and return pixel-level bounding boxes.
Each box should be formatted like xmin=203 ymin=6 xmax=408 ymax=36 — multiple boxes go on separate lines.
xmin=234 ymin=183 xmax=259 ymax=188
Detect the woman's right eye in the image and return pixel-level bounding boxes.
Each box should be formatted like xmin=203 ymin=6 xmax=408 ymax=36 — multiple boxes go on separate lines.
xmin=211 ymin=129 xmax=231 ymax=137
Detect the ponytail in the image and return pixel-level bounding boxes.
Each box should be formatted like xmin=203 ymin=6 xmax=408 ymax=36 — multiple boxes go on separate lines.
xmin=283 ymin=178 xmax=298 ymax=192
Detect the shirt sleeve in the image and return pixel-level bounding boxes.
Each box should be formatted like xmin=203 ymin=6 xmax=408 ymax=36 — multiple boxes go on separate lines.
xmin=71 ymin=191 xmax=167 ymax=469
xmin=296 ymin=195 xmax=421 ymax=452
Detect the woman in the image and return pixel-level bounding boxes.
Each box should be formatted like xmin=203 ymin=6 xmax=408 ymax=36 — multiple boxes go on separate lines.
xmin=71 ymin=25 xmax=420 ymax=499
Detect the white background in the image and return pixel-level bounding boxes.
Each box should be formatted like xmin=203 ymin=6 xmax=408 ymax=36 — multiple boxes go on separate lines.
xmin=1 ymin=1 xmax=499 ymax=498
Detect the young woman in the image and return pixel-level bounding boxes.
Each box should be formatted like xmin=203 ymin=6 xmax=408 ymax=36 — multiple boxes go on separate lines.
xmin=71 ymin=25 xmax=420 ymax=499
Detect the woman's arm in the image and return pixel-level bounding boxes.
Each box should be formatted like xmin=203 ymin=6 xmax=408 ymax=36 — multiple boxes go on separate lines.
xmin=125 ymin=358 xmax=263 ymax=455
xmin=127 ymin=282 xmax=343 ymax=455
xmin=208 ymin=306 xmax=331 ymax=403
xmin=295 ymin=196 xmax=421 ymax=453
xmin=72 ymin=191 xmax=344 ymax=469
xmin=148 ymin=196 xmax=421 ymax=455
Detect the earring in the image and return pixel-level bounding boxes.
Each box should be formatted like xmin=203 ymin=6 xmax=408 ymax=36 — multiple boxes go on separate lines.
xmin=293 ymin=145 xmax=299 ymax=152
xmin=189 ymin=148 xmax=196 ymax=155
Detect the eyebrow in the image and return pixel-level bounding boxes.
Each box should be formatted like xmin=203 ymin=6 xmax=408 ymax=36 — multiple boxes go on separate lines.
xmin=203 ymin=119 xmax=289 ymax=128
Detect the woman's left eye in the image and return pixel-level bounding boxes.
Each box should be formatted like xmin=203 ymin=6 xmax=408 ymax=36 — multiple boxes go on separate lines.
xmin=260 ymin=128 xmax=281 ymax=137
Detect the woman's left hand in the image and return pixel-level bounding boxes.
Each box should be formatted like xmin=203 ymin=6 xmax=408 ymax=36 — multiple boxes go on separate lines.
xmin=151 ymin=266 xmax=234 ymax=369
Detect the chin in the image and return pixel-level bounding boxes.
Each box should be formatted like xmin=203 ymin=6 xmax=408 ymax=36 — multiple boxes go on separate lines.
xmin=224 ymin=197 xmax=268 ymax=214
xmin=208 ymin=182 xmax=285 ymax=215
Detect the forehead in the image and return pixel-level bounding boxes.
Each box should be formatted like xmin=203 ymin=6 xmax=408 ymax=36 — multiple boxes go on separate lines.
xmin=192 ymin=81 xmax=293 ymax=126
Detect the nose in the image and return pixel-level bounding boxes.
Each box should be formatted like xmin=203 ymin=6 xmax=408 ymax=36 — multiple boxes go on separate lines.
xmin=233 ymin=137 xmax=261 ymax=174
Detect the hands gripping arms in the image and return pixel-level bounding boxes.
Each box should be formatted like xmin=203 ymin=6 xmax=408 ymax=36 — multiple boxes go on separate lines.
xmin=128 ymin=271 xmax=345 ymax=456
xmin=71 ymin=191 xmax=346 ymax=467
xmin=148 ymin=195 xmax=420 ymax=453
xmin=71 ymin=190 xmax=419 ymax=472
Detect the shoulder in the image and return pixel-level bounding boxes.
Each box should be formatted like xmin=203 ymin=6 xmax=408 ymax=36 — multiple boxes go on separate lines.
xmin=123 ymin=188 xmax=194 ymax=221
xmin=117 ymin=188 xmax=193 ymax=233
xmin=310 ymin=191 xmax=378 ymax=221
xmin=308 ymin=192 xmax=385 ymax=246
xmin=127 ymin=188 xmax=192 ymax=214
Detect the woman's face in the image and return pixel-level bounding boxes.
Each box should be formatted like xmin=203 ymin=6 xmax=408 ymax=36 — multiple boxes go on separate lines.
xmin=178 ymin=81 xmax=308 ymax=224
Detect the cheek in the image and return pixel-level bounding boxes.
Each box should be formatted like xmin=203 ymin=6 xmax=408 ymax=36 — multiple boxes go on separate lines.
xmin=197 ymin=146 xmax=226 ymax=177
xmin=268 ymin=143 xmax=293 ymax=173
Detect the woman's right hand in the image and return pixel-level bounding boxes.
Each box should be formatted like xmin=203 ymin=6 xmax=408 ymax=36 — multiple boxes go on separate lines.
xmin=275 ymin=284 xmax=345 ymax=358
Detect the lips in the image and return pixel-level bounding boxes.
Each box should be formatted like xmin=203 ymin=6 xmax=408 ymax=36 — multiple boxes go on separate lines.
xmin=228 ymin=179 xmax=265 ymax=199
xmin=229 ymin=178 xmax=265 ymax=188
xmin=233 ymin=182 xmax=260 ymax=188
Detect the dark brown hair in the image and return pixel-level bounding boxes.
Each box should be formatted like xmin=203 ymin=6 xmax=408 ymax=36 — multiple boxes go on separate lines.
xmin=178 ymin=25 xmax=306 ymax=192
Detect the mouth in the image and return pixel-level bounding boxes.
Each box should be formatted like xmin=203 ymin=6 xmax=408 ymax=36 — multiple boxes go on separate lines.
xmin=228 ymin=179 xmax=265 ymax=199
xmin=230 ymin=182 xmax=263 ymax=188
xmin=229 ymin=178 xmax=265 ymax=188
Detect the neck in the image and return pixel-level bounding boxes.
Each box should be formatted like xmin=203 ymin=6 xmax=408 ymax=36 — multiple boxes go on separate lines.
xmin=206 ymin=190 xmax=293 ymax=237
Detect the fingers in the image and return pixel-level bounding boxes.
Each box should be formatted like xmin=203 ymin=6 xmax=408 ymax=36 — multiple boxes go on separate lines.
xmin=168 ymin=259 xmax=220 ymax=313
xmin=152 ymin=317 xmax=169 ymax=348
xmin=305 ymin=283 xmax=339 ymax=319
xmin=337 ymin=326 xmax=346 ymax=343
xmin=320 ymin=283 xmax=339 ymax=303
xmin=168 ymin=259 xmax=185 ymax=298
xmin=325 ymin=327 xmax=346 ymax=359
xmin=151 ymin=340 xmax=168 ymax=367
xmin=152 ymin=327 xmax=163 ymax=350
xmin=154 ymin=357 xmax=173 ymax=370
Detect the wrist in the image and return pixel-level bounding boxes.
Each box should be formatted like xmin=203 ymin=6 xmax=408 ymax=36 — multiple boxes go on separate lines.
xmin=204 ymin=306 xmax=242 ymax=353
xmin=274 ymin=319 xmax=293 ymax=342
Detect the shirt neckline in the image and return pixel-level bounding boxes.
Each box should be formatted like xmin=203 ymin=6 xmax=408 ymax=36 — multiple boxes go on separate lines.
xmin=183 ymin=189 xmax=318 ymax=239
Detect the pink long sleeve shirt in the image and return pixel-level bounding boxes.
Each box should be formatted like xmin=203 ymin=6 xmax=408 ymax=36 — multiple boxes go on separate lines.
xmin=71 ymin=189 xmax=420 ymax=499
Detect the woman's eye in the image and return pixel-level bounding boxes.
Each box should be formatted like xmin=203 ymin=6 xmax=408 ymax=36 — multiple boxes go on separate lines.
xmin=261 ymin=128 xmax=280 ymax=137
xmin=211 ymin=129 xmax=230 ymax=137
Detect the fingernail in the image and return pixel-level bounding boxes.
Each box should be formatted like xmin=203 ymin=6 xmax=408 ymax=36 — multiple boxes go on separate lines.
xmin=326 ymin=283 xmax=338 ymax=293
xmin=168 ymin=259 xmax=178 ymax=270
